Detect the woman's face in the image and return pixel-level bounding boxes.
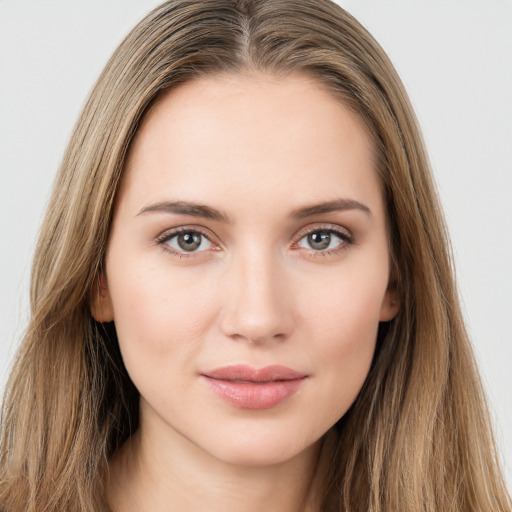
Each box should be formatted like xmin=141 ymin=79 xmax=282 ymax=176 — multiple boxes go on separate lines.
xmin=96 ymin=73 xmax=398 ymax=466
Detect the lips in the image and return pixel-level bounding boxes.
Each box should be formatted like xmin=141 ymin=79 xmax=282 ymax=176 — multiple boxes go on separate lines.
xmin=201 ymin=365 xmax=307 ymax=410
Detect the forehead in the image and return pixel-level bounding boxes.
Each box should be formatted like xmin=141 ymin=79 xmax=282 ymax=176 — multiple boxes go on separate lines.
xmin=119 ymin=72 xmax=382 ymax=217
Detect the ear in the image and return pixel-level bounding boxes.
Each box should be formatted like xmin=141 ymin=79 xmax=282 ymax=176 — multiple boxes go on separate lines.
xmin=379 ymin=278 xmax=400 ymax=322
xmin=90 ymin=274 xmax=114 ymax=323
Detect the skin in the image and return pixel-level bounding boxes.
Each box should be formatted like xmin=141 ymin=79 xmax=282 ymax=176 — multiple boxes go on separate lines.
xmin=93 ymin=72 xmax=399 ymax=512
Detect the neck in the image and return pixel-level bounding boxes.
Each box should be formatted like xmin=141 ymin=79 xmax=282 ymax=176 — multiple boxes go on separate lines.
xmin=107 ymin=410 xmax=328 ymax=512
xmin=107 ymin=408 xmax=325 ymax=512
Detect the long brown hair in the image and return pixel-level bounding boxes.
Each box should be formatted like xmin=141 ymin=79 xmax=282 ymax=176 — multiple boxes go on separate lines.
xmin=1 ymin=1 xmax=510 ymax=510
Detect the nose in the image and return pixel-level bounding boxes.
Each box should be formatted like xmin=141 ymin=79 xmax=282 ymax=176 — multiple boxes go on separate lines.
xmin=219 ymin=248 xmax=294 ymax=344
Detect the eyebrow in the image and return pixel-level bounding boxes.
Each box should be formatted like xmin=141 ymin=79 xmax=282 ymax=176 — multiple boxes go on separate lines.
xmin=137 ymin=201 xmax=231 ymax=223
xmin=290 ymin=199 xmax=372 ymax=219
xmin=137 ymin=198 xmax=371 ymax=222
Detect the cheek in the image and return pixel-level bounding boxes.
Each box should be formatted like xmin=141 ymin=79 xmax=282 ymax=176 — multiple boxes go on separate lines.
xmin=301 ymin=257 xmax=388 ymax=341
xmin=106 ymin=253 xmax=219 ymax=374
xmin=310 ymin=286 xmax=380 ymax=374
xmin=298 ymin=261 xmax=387 ymax=419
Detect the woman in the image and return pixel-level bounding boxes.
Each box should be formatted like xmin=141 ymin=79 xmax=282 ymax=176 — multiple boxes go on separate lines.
xmin=1 ymin=1 xmax=510 ymax=510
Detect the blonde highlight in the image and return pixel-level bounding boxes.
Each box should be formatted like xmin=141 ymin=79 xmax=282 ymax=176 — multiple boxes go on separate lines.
xmin=1 ymin=1 xmax=510 ymax=510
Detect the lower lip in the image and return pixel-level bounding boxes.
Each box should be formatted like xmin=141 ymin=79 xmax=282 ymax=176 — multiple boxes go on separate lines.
xmin=202 ymin=376 xmax=305 ymax=409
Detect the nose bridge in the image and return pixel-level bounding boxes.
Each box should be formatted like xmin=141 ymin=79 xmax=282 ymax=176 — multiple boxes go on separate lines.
xmin=220 ymin=241 xmax=291 ymax=343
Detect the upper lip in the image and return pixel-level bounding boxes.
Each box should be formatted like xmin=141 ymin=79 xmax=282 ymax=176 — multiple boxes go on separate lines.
xmin=202 ymin=365 xmax=307 ymax=382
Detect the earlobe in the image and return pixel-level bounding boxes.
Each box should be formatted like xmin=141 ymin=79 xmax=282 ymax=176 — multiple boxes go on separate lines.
xmin=379 ymin=293 xmax=400 ymax=322
xmin=379 ymin=282 xmax=400 ymax=322
xmin=379 ymin=264 xmax=401 ymax=322
xmin=90 ymin=274 xmax=114 ymax=322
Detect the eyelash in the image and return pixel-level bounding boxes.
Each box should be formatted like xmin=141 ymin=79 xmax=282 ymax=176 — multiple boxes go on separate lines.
xmin=155 ymin=224 xmax=354 ymax=259
xmin=292 ymin=225 xmax=354 ymax=257
xmin=155 ymin=226 xmax=218 ymax=258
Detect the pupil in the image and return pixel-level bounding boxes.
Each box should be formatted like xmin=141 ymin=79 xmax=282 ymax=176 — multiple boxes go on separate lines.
xmin=308 ymin=231 xmax=331 ymax=250
xmin=178 ymin=232 xmax=201 ymax=251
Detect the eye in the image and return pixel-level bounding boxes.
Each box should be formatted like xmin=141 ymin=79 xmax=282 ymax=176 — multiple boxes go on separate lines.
xmin=296 ymin=228 xmax=351 ymax=252
xmin=159 ymin=229 xmax=213 ymax=254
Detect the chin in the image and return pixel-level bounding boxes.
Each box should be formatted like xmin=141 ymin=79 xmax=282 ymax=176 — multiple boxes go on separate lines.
xmin=195 ymin=428 xmax=322 ymax=468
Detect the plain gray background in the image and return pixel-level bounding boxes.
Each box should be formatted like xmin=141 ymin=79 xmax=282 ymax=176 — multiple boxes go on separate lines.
xmin=1 ymin=0 xmax=511 ymax=488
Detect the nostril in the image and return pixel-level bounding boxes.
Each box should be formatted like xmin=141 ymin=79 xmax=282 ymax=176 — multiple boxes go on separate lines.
xmin=224 ymin=326 xmax=288 ymax=345
xmin=219 ymin=306 xmax=292 ymax=344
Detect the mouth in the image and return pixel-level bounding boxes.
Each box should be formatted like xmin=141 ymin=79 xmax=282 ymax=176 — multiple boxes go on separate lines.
xmin=200 ymin=365 xmax=307 ymax=410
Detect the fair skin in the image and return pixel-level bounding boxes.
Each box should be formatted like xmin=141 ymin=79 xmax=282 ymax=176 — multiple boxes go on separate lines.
xmin=93 ymin=72 xmax=399 ymax=512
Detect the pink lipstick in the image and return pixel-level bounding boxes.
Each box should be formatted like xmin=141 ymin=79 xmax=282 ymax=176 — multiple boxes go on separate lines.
xmin=201 ymin=365 xmax=307 ymax=410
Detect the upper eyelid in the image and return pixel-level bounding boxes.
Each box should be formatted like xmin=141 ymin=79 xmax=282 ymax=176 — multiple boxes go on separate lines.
xmin=154 ymin=223 xmax=353 ymax=249
xmin=156 ymin=225 xmax=216 ymax=243
xmin=156 ymin=227 xmax=218 ymax=257
xmin=293 ymin=223 xmax=353 ymax=241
